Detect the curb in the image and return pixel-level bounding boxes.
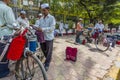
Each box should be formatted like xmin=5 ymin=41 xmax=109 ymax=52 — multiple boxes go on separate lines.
xmin=103 ymin=56 xmax=120 ymax=80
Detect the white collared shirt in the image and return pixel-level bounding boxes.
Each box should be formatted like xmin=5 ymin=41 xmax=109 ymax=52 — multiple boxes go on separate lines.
xmin=37 ymin=14 xmax=56 ymax=40
xmin=95 ymin=23 xmax=104 ymax=31
xmin=59 ymin=22 xmax=64 ymax=30
xmin=0 ymin=1 xmax=16 ymax=38
xmin=17 ymin=17 xmax=29 ymax=28
xmin=64 ymin=23 xmax=69 ymax=29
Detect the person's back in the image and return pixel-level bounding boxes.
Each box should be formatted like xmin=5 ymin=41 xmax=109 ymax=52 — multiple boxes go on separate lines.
xmin=0 ymin=1 xmax=16 ymax=38
xmin=59 ymin=22 xmax=64 ymax=30
xmin=75 ymin=18 xmax=83 ymax=44
xmin=64 ymin=23 xmax=69 ymax=35
xmin=65 ymin=23 xmax=68 ymax=29
xmin=76 ymin=22 xmax=83 ymax=31
xmin=0 ymin=1 xmax=14 ymax=25
xmin=59 ymin=22 xmax=64 ymax=36
xmin=0 ymin=0 xmax=17 ymax=78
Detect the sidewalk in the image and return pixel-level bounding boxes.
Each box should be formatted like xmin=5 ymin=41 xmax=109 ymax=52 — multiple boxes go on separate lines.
xmin=103 ymin=50 xmax=120 ymax=80
xmin=0 ymin=35 xmax=120 ymax=80
xmin=47 ymin=35 xmax=120 ymax=80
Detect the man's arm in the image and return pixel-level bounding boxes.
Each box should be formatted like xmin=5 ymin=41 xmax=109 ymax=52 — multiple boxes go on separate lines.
xmin=102 ymin=24 xmax=105 ymax=31
xmin=35 ymin=20 xmax=40 ymax=26
xmin=94 ymin=24 xmax=97 ymax=29
xmin=4 ymin=7 xmax=16 ymax=29
xmin=42 ymin=16 xmax=56 ymax=33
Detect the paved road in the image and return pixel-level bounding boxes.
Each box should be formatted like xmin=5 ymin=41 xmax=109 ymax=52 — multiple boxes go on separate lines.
xmin=0 ymin=35 xmax=120 ymax=80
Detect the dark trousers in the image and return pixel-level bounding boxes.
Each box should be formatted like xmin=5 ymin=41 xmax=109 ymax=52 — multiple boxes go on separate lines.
xmin=72 ymin=29 xmax=75 ymax=34
xmin=65 ymin=29 xmax=69 ymax=35
xmin=40 ymin=40 xmax=53 ymax=67
xmin=75 ymin=31 xmax=83 ymax=43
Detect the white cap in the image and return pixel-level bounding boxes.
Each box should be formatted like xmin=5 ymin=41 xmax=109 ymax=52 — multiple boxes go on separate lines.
xmin=99 ymin=20 xmax=102 ymax=23
xmin=38 ymin=13 xmax=42 ymax=16
xmin=41 ymin=3 xmax=49 ymax=9
xmin=79 ymin=18 xmax=83 ymax=21
xmin=20 ymin=11 xmax=26 ymax=14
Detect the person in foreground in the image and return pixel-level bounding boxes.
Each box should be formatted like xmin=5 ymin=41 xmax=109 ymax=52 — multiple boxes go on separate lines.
xmin=0 ymin=0 xmax=19 ymax=77
xmin=35 ymin=3 xmax=56 ymax=71
xmin=0 ymin=0 xmax=17 ymax=39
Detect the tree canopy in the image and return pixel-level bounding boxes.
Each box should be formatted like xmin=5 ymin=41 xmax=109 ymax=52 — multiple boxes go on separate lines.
xmin=14 ymin=0 xmax=120 ymax=25
xmin=40 ymin=0 xmax=120 ymax=24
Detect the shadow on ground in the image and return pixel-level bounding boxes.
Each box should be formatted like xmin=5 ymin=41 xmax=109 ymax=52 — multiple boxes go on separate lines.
xmin=85 ymin=44 xmax=109 ymax=57
xmin=65 ymin=57 xmax=95 ymax=80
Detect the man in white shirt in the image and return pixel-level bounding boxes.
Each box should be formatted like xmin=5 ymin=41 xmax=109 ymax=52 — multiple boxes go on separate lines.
xmin=94 ymin=20 xmax=104 ymax=32
xmin=35 ymin=13 xmax=42 ymax=26
xmin=59 ymin=21 xmax=64 ymax=36
xmin=17 ymin=11 xmax=29 ymax=28
xmin=34 ymin=13 xmax=45 ymax=43
xmin=64 ymin=22 xmax=69 ymax=35
xmin=0 ymin=0 xmax=19 ymax=77
xmin=0 ymin=0 xmax=17 ymax=38
xmin=35 ymin=3 xmax=56 ymax=71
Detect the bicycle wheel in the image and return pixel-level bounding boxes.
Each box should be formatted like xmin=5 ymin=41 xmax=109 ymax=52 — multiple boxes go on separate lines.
xmin=95 ymin=37 xmax=110 ymax=52
xmin=15 ymin=53 xmax=47 ymax=80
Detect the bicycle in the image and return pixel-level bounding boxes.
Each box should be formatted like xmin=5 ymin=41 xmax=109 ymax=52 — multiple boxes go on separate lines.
xmin=14 ymin=27 xmax=47 ymax=80
xmin=82 ymin=28 xmax=110 ymax=52
xmin=0 ymin=27 xmax=48 ymax=80
xmin=82 ymin=28 xmax=93 ymax=43
xmin=93 ymin=29 xmax=110 ymax=52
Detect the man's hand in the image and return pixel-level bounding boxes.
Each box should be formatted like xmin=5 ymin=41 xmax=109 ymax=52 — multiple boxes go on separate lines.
xmin=32 ymin=25 xmax=38 ymax=30
xmin=32 ymin=26 xmax=42 ymax=32
xmin=14 ymin=29 xmax=21 ymax=36
xmin=37 ymin=27 xmax=42 ymax=32
xmin=14 ymin=27 xmax=20 ymax=31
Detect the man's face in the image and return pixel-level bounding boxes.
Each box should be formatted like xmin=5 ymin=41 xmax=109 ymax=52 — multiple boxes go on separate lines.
xmin=38 ymin=16 xmax=42 ymax=19
xmin=21 ymin=14 xmax=26 ymax=19
xmin=41 ymin=8 xmax=49 ymax=16
xmin=4 ymin=0 xmax=11 ymax=4
xmin=79 ymin=20 xmax=82 ymax=22
xmin=99 ymin=21 xmax=102 ymax=24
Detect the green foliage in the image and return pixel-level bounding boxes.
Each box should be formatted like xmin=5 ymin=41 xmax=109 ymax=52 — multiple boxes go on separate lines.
xmin=68 ymin=21 xmax=74 ymax=29
xmin=41 ymin=0 xmax=120 ymax=25
xmin=29 ymin=18 xmax=36 ymax=25
xmin=55 ymin=23 xmax=59 ymax=29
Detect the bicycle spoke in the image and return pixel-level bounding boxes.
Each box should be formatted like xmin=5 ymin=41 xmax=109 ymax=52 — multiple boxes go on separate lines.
xmin=95 ymin=37 xmax=110 ymax=52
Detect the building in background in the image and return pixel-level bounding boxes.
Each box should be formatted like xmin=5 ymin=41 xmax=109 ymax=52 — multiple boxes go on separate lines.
xmin=10 ymin=0 xmax=42 ymax=19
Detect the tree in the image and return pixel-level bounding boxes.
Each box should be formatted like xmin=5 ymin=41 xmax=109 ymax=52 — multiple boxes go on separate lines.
xmin=40 ymin=0 xmax=120 ymax=25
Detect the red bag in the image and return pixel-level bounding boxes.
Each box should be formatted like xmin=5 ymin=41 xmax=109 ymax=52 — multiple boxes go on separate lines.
xmin=66 ymin=47 xmax=72 ymax=60
xmin=92 ymin=32 xmax=99 ymax=39
xmin=70 ymin=48 xmax=77 ymax=62
xmin=116 ymin=40 xmax=120 ymax=45
xmin=82 ymin=39 xmax=86 ymax=45
xmin=66 ymin=47 xmax=77 ymax=62
xmin=7 ymin=29 xmax=28 ymax=60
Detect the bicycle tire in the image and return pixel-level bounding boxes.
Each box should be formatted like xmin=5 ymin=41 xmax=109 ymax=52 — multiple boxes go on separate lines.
xmin=15 ymin=53 xmax=47 ymax=80
xmin=95 ymin=37 xmax=110 ymax=52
